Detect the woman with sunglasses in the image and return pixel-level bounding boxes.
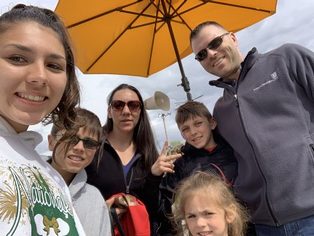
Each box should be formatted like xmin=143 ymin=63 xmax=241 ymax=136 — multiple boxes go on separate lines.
xmin=86 ymin=83 xmax=181 ymax=235
xmin=48 ymin=108 xmax=111 ymax=236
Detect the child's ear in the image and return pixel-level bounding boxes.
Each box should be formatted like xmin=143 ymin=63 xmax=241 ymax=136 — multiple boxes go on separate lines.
xmin=210 ymin=118 xmax=217 ymax=130
xmin=225 ymin=204 xmax=236 ymax=224
xmin=47 ymin=134 xmax=56 ymax=151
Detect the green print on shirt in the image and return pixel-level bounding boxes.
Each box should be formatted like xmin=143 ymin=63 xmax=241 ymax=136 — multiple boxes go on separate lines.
xmin=3 ymin=166 xmax=79 ymax=236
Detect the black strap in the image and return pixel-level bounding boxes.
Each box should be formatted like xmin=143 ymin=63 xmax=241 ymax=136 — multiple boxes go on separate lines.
xmin=110 ymin=207 xmax=126 ymax=236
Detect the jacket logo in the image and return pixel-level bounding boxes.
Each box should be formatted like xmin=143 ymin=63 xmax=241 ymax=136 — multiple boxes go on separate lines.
xmin=253 ymin=72 xmax=278 ymax=91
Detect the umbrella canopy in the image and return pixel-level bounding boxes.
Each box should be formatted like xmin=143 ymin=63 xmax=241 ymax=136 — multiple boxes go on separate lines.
xmin=56 ymin=0 xmax=277 ymax=100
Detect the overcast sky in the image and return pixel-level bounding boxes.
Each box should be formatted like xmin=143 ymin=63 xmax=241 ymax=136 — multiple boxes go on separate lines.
xmin=1 ymin=0 xmax=314 ymax=155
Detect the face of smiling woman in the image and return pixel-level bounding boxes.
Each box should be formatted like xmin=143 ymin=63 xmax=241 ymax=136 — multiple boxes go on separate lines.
xmin=0 ymin=21 xmax=67 ymax=133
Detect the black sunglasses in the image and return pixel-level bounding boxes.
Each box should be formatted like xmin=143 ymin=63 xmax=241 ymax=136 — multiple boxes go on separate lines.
xmin=68 ymin=135 xmax=100 ymax=150
xmin=110 ymin=100 xmax=142 ymax=112
xmin=195 ymin=32 xmax=229 ymax=62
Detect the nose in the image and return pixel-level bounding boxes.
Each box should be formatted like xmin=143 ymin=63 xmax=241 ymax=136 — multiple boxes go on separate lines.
xmin=72 ymin=140 xmax=85 ymax=151
xmin=196 ymin=216 xmax=207 ymax=227
xmin=121 ymin=103 xmax=131 ymax=114
xmin=206 ymin=48 xmax=217 ymax=59
xmin=190 ymin=126 xmax=198 ymax=136
xmin=26 ymin=61 xmax=48 ymax=86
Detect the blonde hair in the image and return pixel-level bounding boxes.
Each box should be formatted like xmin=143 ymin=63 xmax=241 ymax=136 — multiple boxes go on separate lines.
xmin=172 ymin=171 xmax=249 ymax=236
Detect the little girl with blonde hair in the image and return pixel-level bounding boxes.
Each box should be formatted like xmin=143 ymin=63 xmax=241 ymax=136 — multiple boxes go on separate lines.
xmin=172 ymin=171 xmax=249 ymax=236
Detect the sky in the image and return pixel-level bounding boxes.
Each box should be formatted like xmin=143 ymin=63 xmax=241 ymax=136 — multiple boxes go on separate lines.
xmin=1 ymin=0 xmax=314 ymax=155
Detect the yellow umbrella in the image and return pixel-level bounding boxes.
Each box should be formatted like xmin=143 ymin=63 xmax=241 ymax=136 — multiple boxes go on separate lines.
xmin=56 ymin=0 xmax=277 ymax=100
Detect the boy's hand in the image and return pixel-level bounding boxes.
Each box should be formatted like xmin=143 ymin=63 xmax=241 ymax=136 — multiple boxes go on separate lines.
xmin=151 ymin=141 xmax=182 ymax=176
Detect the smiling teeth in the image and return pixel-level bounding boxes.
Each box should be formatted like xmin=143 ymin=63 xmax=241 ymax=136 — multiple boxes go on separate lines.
xmin=68 ymin=156 xmax=83 ymax=161
xmin=19 ymin=93 xmax=45 ymax=102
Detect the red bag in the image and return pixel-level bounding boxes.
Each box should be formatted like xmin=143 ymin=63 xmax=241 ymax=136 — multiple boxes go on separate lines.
xmin=109 ymin=193 xmax=151 ymax=236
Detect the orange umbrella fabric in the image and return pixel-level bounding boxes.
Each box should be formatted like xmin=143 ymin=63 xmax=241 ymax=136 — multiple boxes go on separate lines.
xmin=56 ymin=0 xmax=277 ymax=99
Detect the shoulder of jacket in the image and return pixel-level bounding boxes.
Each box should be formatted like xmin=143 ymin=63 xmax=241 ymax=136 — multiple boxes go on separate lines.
xmin=264 ymin=43 xmax=306 ymax=58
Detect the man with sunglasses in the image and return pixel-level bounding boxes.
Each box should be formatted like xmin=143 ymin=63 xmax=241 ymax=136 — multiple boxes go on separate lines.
xmin=48 ymin=108 xmax=112 ymax=236
xmin=190 ymin=21 xmax=314 ymax=236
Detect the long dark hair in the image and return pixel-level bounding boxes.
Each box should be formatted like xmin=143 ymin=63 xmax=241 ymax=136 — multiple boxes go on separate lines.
xmin=104 ymin=84 xmax=159 ymax=169
xmin=0 ymin=4 xmax=80 ymax=130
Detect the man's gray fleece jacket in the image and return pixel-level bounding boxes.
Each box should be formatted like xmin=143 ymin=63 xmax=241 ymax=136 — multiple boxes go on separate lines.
xmin=210 ymin=44 xmax=314 ymax=226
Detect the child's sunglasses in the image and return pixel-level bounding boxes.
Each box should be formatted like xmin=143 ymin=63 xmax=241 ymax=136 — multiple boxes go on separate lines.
xmin=68 ymin=135 xmax=100 ymax=150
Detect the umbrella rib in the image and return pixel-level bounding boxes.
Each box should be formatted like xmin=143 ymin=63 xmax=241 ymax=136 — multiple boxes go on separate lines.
xmin=119 ymin=0 xmax=168 ymax=22
xmin=148 ymin=0 xmax=168 ymax=33
xmin=175 ymin=2 xmax=207 ymax=16
xmin=149 ymin=0 xmax=166 ymax=18
xmin=155 ymin=21 xmax=167 ymax=33
xmin=142 ymin=0 xmax=182 ymax=33
xmin=145 ymin=1 xmax=185 ymax=33
xmin=165 ymin=0 xmax=193 ymax=31
xmin=117 ymin=1 xmax=167 ymax=30
xmin=148 ymin=1 xmax=181 ymax=40
xmin=179 ymin=1 xmax=275 ymax=16
xmin=160 ymin=0 xmax=192 ymax=100
xmin=166 ymin=1 xmax=275 ymax=32
xmin=146 ymin=0 xmax=162 ymax=76
xmin=119 ymin=9 xmax=164 ymax=20
xmin=129 ymin=20 xmax=164 ymax=29
xmin=167 ymin=0 xmax=187 ymax=18
xmin=66 ymin=1 xmax=141 ymax=29
xmin=86 ymin=1 xmax=153 ymax=72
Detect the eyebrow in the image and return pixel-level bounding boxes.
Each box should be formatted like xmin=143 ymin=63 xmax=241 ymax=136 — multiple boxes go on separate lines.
xmin=185 ymin=211 xmax=196 ymax=217
xmin=78 ymin=135 xmax=98 ymax=141
xmin=4 ymin=43 xmax=66 ymax=61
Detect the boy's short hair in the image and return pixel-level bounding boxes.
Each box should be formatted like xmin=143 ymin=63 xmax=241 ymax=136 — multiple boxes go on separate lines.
xmin=51 ymin=107 xmax=102 ymax=141
xmin=175 ymin=101 xmax=212 ymax=126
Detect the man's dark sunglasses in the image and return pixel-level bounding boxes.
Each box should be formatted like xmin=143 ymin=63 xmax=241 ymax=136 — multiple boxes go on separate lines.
xmin=195 ymin=32 xmax=229 ymax=62
xmin=68 ymin=135 xmax=100 ymax=150
xmin=110 ymin=100 xmax=142 ymax=112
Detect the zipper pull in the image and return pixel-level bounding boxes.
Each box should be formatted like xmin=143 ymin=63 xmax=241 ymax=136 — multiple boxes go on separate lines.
xmin=126 ymin=168 xmax=134 ymax=194
xmin=234 ymin=94 xmax=239 ymax=107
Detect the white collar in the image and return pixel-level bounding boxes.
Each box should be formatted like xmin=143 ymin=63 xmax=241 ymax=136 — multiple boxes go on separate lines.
xmin=0 ymin=116 xmax=43 ymax=149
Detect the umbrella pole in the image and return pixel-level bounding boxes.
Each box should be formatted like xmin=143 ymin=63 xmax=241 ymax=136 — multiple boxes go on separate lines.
xmin=160 ymin=113 xmax=169 ymax=143
xmin=161 ymin=0 xmax=192 ymax=101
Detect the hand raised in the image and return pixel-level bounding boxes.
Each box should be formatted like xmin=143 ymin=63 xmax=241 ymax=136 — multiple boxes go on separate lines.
xmin=151 ymin=141 xmax=182 ymax=176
